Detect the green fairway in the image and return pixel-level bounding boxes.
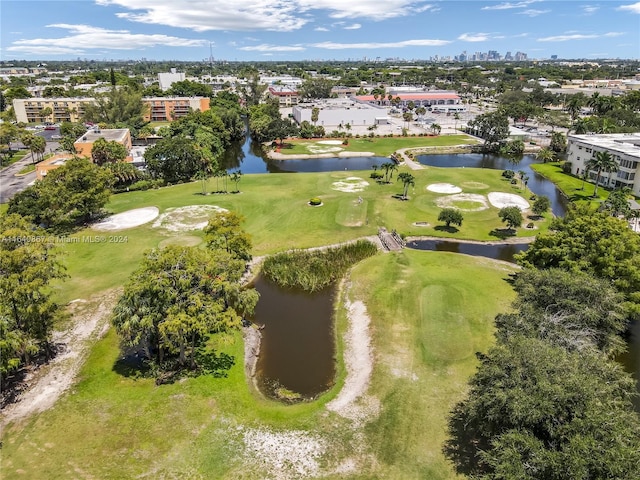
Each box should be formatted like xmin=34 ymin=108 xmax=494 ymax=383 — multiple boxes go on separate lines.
xmin=50 ymin=168 xmax=546 ymax=304
xmin=2 ymin=250 xmax=516 ymax=479
xmin=277 ymin=135 xmax=477 ymax=157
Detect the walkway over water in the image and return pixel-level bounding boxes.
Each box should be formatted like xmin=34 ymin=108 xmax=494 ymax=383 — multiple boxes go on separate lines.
xmin=378 ymin=227 xmax=405 ymax=251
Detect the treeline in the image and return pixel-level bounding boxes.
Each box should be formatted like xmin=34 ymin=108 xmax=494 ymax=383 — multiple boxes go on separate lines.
xmin=262 ymin=240 xmax=378 ymax=292
xmin=444 ymin=207 xmax=640 ymax=478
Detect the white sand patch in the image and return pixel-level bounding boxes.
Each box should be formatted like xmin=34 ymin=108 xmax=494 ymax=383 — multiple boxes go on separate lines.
xmin=92 ymin=206 xmax=159 ymax=231
xmin=307 ymin=145 xmax=343 ymax=154
xmin=426 ymin=183 xmax=462 ymax=194
xmin=488 ymin=192 xmax=530 ymax=211
xmin=327 ymin=299 xmax=379 ymax=425
xmin=240 ymin=427 xmax=326 ymax=480
xmin=317 ymin=140 xmax=343 ymax=145
xmin=331 ymin=177 xmax=369 ymax=193
xmin=152 ymin=205 xmax=228 ymax=232
xmin=435 ymin=193 xmax=489 ymax=212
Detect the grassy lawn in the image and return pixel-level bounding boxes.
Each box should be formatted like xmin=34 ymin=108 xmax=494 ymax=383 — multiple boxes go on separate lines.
xmin=50 ymin=168 xmax=545 ymax=304
xmin=277 ymin=135 xmax=477 ymax=157
xmin=531 ymin=161 xmax=612 ymax=207
xmin=16 ymin=164 xmax=35 ymax=175
xmin=2 ymin=250 xmax=516 ymax=479
xmin=148 ymin=121 xmax=171 ymax=128
xmin=1 ymin=149 xmax=28 ymax=167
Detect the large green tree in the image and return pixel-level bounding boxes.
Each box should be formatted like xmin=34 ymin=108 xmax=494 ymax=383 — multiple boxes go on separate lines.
xmin=82 ymin=87 xmax=149 ymax=131
xmin=144 ymin=136 xmax=211 ymax=183
xmin=445 ymin=337 xmax=640 ymax=479
xmin=498 ymin=206 xmax=523 ymax=230
xmin=516 ymin=207 xmax=640 ymax=304
xmin=0 ymin=214 xmax=67 ymax=371
xmin=8 ymin=157 xmax=113 ymax=231
xmin=204 ymin=211 xmax=252 ymax=261
xmin=111 ymin=245 xmax=257 ymax=370
xmin=467 ymin=111 xmax=509 ymax=151
xmin=90 ymin=137 xmax=128 ymax=166
xmin=299 ymin=78 xmax=334 ymax=99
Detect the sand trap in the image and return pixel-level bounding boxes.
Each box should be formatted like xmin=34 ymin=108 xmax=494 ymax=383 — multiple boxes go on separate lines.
xmin=152 ymin=205 xmax=228 ymax=232
xmin=426 ymin=183 xmax=462 ymax=194
xmin=317 ymin=140 xmax=343 ymax=145
xmin=332 ymin=177 xmax=369 ymax=193
xmin=488 ymin=192 xmax=530 ymax=211
xmin=435 ymin=193 xmax=489 ymax=212
xmin=92 ymin=207 xmax=159 ymax=231
xmin=307 ymin=146 xmax=343 ymax=154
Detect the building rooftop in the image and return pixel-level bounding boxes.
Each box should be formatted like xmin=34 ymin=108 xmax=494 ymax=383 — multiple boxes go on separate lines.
xmin=356 ymin=92 xmax=460 ymax=101
xmin=75 ymin=128 xmax=129 ymax=144
xmin=569 ymin=133 xmax=640 ymax=159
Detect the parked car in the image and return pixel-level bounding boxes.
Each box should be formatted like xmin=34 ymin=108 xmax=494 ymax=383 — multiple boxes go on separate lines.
xmin=51 ymin=134 xmax=63 ymax=140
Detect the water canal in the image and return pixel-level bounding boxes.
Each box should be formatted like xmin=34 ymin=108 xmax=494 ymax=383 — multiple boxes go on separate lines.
xmin=227 ymin=132 xmax=638 ymax=404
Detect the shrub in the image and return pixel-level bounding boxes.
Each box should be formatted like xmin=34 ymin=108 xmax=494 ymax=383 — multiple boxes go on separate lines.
xmin=527 ymin=222 xmax=535 ymax=228
xmin=502 ymin=170 xmax=515 ymax=179
xmin=342 ymin=139 xmax=349 ymax=145
xmin=309 ymin=197 xmax=322 ymax=206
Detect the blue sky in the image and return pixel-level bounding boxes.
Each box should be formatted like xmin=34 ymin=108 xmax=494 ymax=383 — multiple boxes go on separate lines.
xmin=1 ymin=1 xmax=639 ymax=61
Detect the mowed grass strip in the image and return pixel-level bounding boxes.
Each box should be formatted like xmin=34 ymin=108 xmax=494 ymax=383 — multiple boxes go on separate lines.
xmin=279 ymin=135 xmax=477 ymax=157
xmin=2 ymin=250 xmax=516 ymax=479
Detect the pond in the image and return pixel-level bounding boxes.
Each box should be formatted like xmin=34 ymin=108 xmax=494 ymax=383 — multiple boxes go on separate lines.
xmin=416 ymin=153 xmax=570 ymax=217
xmin=221 ymin=125 xmax=389 ymax=174
xmin=249 ymin=275 xmax=336 ymax=400
xmin=407 ymin=238 xmax=530 ymax=264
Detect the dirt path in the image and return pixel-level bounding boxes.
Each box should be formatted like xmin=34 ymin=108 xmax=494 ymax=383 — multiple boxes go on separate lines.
xmin=1 ymin=289 xmax=121 ymax=426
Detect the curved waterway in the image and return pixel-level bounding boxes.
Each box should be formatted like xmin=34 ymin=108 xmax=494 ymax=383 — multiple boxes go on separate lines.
xmin=407 ymin=238 xmax=529 ymax=264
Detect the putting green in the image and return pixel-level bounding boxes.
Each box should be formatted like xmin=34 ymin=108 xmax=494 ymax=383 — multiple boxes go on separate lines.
xmin=460 ymin=181 xmax=489 ymax=190
xmin=419 ymin=285 xmax=473 ymax=364
xmin=335 ymin=198 xmax=368 ymax=227
xmin=158 ymin=235 xmax=203 ymax=248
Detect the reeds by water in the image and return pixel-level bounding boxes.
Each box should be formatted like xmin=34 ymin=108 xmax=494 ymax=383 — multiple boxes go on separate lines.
xmin=262 ymin=240 xmax=378 ymax=292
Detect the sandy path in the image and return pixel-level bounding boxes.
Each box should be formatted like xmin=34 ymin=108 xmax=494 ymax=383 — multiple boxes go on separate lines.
xmin=1 ymin=289 xmax=121 ymax=426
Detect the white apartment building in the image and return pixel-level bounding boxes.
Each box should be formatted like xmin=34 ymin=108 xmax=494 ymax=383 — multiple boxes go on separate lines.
xmin=158 ymin=68 xmax=185 ymax=91
xmin=292 ymin=99 xmax=388 ymax=127
xmin=567 ymin=134 xmax=640 ymax=197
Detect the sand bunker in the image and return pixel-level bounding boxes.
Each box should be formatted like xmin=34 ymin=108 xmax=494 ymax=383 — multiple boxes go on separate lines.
xmin=317 ymin=140 xmax=343 ymax=145
xmin=488 ymin=192 xmax=530 ymax=211
xmin=92 ymin=207 xmax=159 ymax=231
xmin=435 ymin=193 xmax=489 ymax=212
xmin=332 ymin=177 xmax=369 ymax=193
xmin=307 ymin=145 xmax=343 ymax=154
xmin=152 ymin=205 xmax=228 ymax=232
xmin=426 ymin=183 xmax=462 ymax=194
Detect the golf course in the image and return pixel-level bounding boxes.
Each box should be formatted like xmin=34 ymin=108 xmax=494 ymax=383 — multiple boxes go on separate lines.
xmin=2 ymin=164 xmax=544 ymax=478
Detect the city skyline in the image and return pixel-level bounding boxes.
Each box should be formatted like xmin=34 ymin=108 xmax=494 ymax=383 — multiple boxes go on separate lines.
xmin=1 ymin=1 xmax=639 ymax=61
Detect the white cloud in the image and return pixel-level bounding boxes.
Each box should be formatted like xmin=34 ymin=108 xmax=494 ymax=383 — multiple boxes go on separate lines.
xmin=538 ymin=31 xmax=624 ymax=42
xmin=6 ymin=24 xmax=206 ymax=55
xmin=239 ymin=44 xmax=306 ymax=51
xmin=314 ymin=26 xmax=330 ymax=31
xmin=96 ymin=0 xmax=437 ymax=31
xmin=5 ymin=45 xmax=86 ymax=56
xmin=517 ymin=8 xmax=550 ymax=16
xmin=458 ymin=33 xmax=491 ymax=42
xmin=344 ymin=23 xmax=361 ymax=30
xmin=581 ymin=5 xmax=600 ymax=15
xmin=481 ymin=0 xmax=541 ymax=11
xmin=311 ymin=39 xmax=450 ymax=49
xmin=617 ymin=2 xmax=640 ymax=13
xmin=97 ymin=0 xmax=307 ymax=31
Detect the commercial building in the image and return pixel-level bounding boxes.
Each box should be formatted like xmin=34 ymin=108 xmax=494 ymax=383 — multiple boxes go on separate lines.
xmin=158 ymin=68 xmax=185 ymax=91
xmin=567 ymin=133 xmax=640 ymax=197
xmin=74 ymin=128 xmax=132 ymax=160
xmin=143 ymin=96 xmax=210 ymax=122
xmin=35 ymin=153 xmax=75 ymax=180
xmin=13 ymin=97 xmax=95 ymax=123
xmin=292 ymin=99 xmax=388 ymax=128
xmin=354 ymin=90 xmax=461 ymax=108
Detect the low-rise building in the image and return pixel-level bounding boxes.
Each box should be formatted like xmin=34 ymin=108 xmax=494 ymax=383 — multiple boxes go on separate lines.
xmin=567 ymin=133 xmax=640 ymax=197
xmin=355 ymin=90 xmax=461 ymax=108
xmin=292 ymin=99 xmax=388 ymax=127
xmin=35 ymin=153 xmax=74 ymax=180
xmin=74 ymin=128 xmax=132 ymax=160
xmin=267 ymin=86 xmax=299 ymax=106
xmin=142 ymin=96 xmax=210 ymax=122
xmin=13 ymin=97 xmax=95 ymax=123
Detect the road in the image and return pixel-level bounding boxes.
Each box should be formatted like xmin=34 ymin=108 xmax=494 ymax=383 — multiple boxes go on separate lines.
xmin=0 ymin=128 xmax=60 ymax=204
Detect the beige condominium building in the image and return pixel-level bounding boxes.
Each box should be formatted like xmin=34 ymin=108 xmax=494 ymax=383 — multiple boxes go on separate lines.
xmin=567 ymin=133 xmax=640 ymax=197
xmin=142 ymin=96 xmax=210 ymax=122
xmin=13 ymin=97 xmax=96 ymax=123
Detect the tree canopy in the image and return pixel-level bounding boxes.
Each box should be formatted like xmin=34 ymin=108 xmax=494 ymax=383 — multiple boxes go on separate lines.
xmin=90 ymin=137 xmax=128 ymax=166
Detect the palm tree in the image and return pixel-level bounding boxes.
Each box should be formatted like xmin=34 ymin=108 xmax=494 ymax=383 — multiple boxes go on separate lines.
xmin=230 ymin=170 xmax=243 ymax=193
xmin=536 ymin=148 xmax=555 ymax=163
xmin=381 ymin=162 xmax=397 ymax=183
xmin=453 ymin=113 xmax=460 ymax=132
xmin=431 ymin=123 xmax=441 ymax=135
xmin=397 ymin=172 xmax=415 ymax=200
xmin=572 ymin=118 xmax=590 ymax=134
xmin=585 ymin=151 xmax=618 ymax=197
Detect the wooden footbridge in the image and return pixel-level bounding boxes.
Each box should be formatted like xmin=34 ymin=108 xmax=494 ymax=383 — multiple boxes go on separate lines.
xmin=378 ymin=227 xmax=405 ymax=251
